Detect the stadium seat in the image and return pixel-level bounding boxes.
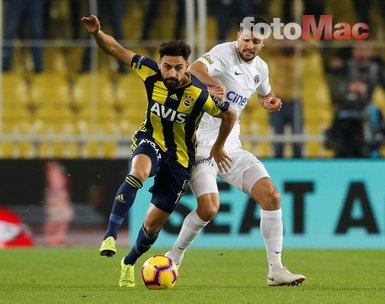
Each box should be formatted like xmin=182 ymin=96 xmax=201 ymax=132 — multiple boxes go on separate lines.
xmin=0 ymin=124 xmax=18 ymax=158
xmin=32 ymin=120 xmax=79 ymax=158
xmin=119 ymin=105 xmax=147 ymax=132
xmin=115 ymin=75 xmax=147 ymax=112
xmin=33 ymin=104 xmax=75 ymax=126
xmin=2 ymin=105 xmax=32 ymax=126
xmin=72 ymin=74 xmax=116 ymax=112
xmin=103 ymin=122 xmax=119 ymax=158
xmin=75 ymin=121 xmax=104 ymax=158
xmin=74 ymin=104 xmax=118 ymax=134
xmin=0 ymin=122 xmax=34 ymax=158
xmin=30 ymin=73 xmax=72 ymax=110
xmin=1 ymin=73 xmax=30 ymax=108
xmin=43 ymin=48 xmax=67 ymax=74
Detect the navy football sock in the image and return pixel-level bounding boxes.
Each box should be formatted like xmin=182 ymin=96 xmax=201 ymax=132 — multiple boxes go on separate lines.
xmin=104 ymin=175 xmax=143 ymax=240
xmin=124 ymin=225 xmax=159 ymax=265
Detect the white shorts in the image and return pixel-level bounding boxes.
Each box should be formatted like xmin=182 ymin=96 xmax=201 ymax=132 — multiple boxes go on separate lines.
xmin=190 ymin=144 xmax=270 ymax=198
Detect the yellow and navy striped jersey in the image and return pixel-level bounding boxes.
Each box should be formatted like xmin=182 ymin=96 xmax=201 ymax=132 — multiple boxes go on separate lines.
xmin=130 ymin=54 xmax=229 ymax=168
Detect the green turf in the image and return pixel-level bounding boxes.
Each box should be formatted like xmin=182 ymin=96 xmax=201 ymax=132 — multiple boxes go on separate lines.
xmin=0 ymin=248 xmax=384 ymax=304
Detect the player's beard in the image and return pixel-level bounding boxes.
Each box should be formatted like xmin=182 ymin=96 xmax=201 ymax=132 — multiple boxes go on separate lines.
xmin=240 ymin=48 xmax=257 ymax=62
xmin=163 ymin=77 xmax=180 ymax=89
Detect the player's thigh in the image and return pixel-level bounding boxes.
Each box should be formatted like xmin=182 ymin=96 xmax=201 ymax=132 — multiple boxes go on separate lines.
xmin=221 ymin=149 xmax=270 ymax=195
xmin=131 ymin=138 xmax=163 ymax=178
xmin=190 ymin=159 xmax=219 ymax=198
xmin=150 ymin=161 xmax=190 ymax=214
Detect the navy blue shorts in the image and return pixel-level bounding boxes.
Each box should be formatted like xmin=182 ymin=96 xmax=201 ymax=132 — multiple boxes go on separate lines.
xmin=132 ymin=138 xmax=190 ymax=213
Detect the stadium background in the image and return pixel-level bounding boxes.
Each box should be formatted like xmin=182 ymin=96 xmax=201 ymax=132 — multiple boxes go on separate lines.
xmin=0 ymin=0 xmax=384 ymax=249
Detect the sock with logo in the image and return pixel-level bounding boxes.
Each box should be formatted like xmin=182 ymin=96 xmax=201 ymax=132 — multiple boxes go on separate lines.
xmin=169 ymin=210 xmax=209 ymax=260
xmin=123 ymin=225 xmax=159 ymax=265
xmin=260 ymin=209 xmax=284 ymax=273
xmin=103 ymin=175 xmax=143 ymax=240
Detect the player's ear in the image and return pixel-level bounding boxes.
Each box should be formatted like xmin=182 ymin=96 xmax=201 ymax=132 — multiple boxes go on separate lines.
xmin=262 ymin=39 xmax=267 ymax=46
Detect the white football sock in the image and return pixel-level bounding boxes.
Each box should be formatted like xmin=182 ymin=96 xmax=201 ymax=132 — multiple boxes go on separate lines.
xmin=170 ymin=210 xmax=209 ymax=258
xmin=260 ymin=208 xmax=284 ymax=273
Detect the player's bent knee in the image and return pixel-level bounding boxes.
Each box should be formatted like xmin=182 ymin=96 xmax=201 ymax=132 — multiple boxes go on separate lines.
xmin=264 ymin=189 xmax=280 ymax=210
xmin=256 ymin=189 xmax=280 ymax=210
xmin=197 ymin=204 xmax=218 ymax=221
xmin=197 ymin=193 xmax=219 ymax=221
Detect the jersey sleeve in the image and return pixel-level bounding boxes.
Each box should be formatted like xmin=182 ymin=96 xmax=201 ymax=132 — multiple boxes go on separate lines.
xmin=202 ymin=94 xmax=230 ymax=117
xmin=131 ymin=55 xmax=158 ymax=81
xmin=255 ymin=60 xmax=272 ymax=96
xmin=196 ymin=48 xmax=228 ymax=77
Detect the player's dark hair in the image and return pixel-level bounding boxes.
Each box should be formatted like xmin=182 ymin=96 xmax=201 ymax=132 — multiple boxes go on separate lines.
xmin=159 ymin=40 xmax=192 ymax=61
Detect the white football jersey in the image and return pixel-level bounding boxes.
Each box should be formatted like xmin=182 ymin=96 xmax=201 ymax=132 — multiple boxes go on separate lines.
xmin=195 ymin=41 xmax=271 ymax=149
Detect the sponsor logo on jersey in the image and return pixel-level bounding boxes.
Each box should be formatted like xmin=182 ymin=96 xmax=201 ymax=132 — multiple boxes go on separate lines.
xmin=212 ymin=96 xmax=227 ymax=108
xmin=136 ymin=55 xmax=145 ymax=69
xmin=150 ymin=103 xmax=187 ymax=123
xmin=138 ymin=138 xmax=162 ymax=160
xmin=202 ymin=54 xmax=214 ymax=65
xmin=235 ymin=71 xmax=243 ymax=75
xmin=226 ymin=91 xmax=250 ymax=107
xmin=194 ymin=158 xmax=215 ymax=167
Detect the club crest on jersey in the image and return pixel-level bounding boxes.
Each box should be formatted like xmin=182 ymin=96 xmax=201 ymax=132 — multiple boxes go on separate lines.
xmin=182 ymin=95 xmax=193 ymax=108
xmin=254 ymin=74 xmax=260 ymax=85
xmin=150 ymin=102 xmax=187 ymax=123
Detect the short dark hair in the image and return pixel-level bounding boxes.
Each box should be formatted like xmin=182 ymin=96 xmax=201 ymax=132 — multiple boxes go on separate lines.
xmin=159 ymin=40 xmax=192 ymax=61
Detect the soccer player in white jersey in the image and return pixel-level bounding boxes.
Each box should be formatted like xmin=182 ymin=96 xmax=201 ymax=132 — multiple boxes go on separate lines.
xmin=166 ymin=16 xmax=305 ymax=286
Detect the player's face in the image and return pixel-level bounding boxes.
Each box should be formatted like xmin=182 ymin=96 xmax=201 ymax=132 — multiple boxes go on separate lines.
xmin=237 ymin=30 xmax=266 ymax=62
xmin=159 ymin=56 xmax=188 ymax=89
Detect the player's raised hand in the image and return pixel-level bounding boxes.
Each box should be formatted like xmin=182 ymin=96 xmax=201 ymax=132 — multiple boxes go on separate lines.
xmin=208 ymin=146 xmax=232 ymax=174
xmin=262 ymin=96 xmax=282 ymax=112
xmin=81 ymin=15 xmax=101 ymax=33
xmin=208 ymin=83 xmax=226 ymax=101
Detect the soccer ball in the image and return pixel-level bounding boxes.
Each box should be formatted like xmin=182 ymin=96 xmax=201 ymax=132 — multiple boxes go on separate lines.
xmin=141 ymin=255 xmax=178 ymax=289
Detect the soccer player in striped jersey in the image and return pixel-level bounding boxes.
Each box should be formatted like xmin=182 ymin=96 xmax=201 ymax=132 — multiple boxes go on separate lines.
xmin=165 ymin=16 xmax=305 ymax=286
xmin=81 ymin=15 xmax=236 ymax=287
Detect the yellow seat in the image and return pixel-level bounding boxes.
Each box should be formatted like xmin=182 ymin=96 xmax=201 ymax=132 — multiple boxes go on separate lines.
xmin=30 ymin=73 xmax=72 ymax=110
xmin=43 ymin=48 xmax=67 ymax=73
xmin=2 ymin=105 xmax=32 ymax=126
xmin=1 ymin=73 xmax=30 ymax=107
xmin=33 ymin=104 xmax=75 ymax=126
xmin=115 ymin=75 xmax=147 ymax=112
xmin=0 ymin=122 xmax=34 ymax=158
xmin=76 ymin=105 xmax=117 ymax=125
xmin=32 ymin=120 xmax=79 ymax=158
xmin=0 ymin=124 xmax=18 ymax=158
xmin=72 ymin=74 xmax=115 ymax=112
xmin=75 ymin=121 xmax=103 ymax=158
xmin=103 ymin=122 xmax=119 ymax=158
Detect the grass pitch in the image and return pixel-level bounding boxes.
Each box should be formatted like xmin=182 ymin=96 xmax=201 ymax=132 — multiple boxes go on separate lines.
xmin=0 ymin=248 xmax=384 ymax=304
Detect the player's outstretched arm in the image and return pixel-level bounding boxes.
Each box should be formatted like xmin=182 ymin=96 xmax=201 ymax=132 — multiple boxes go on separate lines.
xmin=81 ymin=15 xmax=135 ymax=65
xmin=189 ymin=61 xmax=226 ymax=101
xmin=208 ymin=107 xmax=236 ymax=173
